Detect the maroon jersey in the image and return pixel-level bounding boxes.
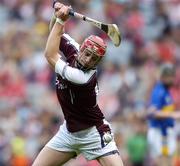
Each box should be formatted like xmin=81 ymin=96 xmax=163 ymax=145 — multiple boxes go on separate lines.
xmin=56 ymin=34 xmax=104 ymax=132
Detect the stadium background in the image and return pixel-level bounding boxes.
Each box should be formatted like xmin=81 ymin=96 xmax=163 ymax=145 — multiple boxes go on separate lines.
xmin=0 ymin=0 xmax=180 ymax=165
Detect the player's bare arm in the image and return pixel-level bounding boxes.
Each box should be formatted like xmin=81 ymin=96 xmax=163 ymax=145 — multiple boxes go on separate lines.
xmin=45 ymin=3 xmax=70 ymax=68
xmin=171 ymin=111 xmax=180 ymax=119
xmin=154 ymin=110 xmax=180 ymax=119
xmin=148 ymin=107 xmax=180 ymax=119
xmin=49 ymin=14 xmax=56 ymax=32
xmin=45 ymin=22 xmax=63 ymax=68
xmin=154 ymin=111 xmax=176 ymax=118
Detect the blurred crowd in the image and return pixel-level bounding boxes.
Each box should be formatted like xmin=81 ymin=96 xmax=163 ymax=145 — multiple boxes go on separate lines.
xmin=0 ymin=0 xmax=180 ymax=165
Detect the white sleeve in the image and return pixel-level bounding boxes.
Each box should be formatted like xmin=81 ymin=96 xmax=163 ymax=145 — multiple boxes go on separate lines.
xmin=55 ymin=59 xmax=96 ymax=84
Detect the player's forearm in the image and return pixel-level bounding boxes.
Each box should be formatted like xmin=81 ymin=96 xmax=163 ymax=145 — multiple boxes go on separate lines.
xmin=154 ymin=111 xmax=172 ymax=118
xmin=155 ymin=112 xmax=180 ymax=119
xmin=45 ymin=21 xmax=64 ymax=68
xmin=148 ymin=107 xmax=173 ymax=118
xmin=49 ymin=14 xmax=56 ymax=32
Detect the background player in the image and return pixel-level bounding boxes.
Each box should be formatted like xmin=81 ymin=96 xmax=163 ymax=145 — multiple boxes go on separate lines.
xmin=147 ymin=63 xmax=180 ymax=166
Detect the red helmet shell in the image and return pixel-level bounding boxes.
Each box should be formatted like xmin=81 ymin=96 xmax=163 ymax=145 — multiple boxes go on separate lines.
xmin=80 ymin=35 xmax=107 ymax=57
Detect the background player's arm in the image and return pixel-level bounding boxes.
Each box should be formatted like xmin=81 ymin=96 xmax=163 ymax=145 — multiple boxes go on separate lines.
xmin=147 ymin=107 xmax=171 ymax=118
xmin=153 ymin=110 xmax=174 ymax=118
xmin=155 ymin=111 xmax=180 ymax=119
xmin=148 ymin=107 xmax=180 ymax=119
xmin=170 ymin=111 xmax=180 ymax=119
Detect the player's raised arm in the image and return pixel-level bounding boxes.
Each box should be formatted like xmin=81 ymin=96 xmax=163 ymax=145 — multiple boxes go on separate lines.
xmin=44 ymin=3 xmax=70 ymax=69
xmin=49 ymin=1 xmax=67 ymax=32
xmin=45 ymin=3 xmax=96 ymax=84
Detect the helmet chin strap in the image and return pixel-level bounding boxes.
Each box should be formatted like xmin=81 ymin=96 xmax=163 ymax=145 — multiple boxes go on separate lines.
xmin=75 ymin=60 xmax=96 ymax=72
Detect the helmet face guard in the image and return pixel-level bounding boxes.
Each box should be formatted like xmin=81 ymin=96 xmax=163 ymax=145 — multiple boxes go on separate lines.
xmin=80 ymin=35 xmax=107 ymax=57
xmin=77 ymin=35 xmax=107 ymax=71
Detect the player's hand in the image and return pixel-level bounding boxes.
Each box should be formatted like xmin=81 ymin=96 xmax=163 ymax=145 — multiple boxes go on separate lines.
xmin=54 ymin=2 xmax=71 ymax=22
xmin=171 ymin=112 xmax=180 ymax=119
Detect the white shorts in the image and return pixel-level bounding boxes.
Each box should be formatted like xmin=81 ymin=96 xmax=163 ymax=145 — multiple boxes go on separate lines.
xmin=46 ymin=120 xmax=119 ymax=160
xmin=147 ymin=127 xmax=177 ymax=158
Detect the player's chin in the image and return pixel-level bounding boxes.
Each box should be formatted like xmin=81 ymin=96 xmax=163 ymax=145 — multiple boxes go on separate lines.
xmin=81 ymin=62 xmax=90 ymax=68
xmin=83 ymin=64 xmax=90 ymax=68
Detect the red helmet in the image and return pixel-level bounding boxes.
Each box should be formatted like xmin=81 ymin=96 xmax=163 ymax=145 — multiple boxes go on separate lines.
xmin=80 ymin=35 xmax=107 ymax=57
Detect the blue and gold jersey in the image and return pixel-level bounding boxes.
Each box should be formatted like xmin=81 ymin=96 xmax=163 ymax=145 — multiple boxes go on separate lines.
xmin=148 ymin=82 xmax=175 ymax=136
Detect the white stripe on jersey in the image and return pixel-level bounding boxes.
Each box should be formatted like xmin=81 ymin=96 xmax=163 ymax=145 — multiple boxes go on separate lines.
xmin=63 ymin=33 xmax=80 ymax=51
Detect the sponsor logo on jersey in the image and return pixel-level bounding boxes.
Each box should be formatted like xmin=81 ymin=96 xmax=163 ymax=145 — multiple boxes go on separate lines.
xmin=56 ymin=77 xmax=67 ymax=89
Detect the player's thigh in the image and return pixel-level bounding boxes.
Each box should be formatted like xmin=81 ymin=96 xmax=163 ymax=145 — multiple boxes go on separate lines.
xmin=32 ymin=146 xmax=76 ymax=166
xmin=97 ymin=153 xmax=124 ymax=166
xmin=147 ymin=128 xmax=162 ymax=157
xmin=167 ymin=128 xmax=177 ymax=155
